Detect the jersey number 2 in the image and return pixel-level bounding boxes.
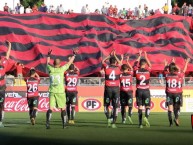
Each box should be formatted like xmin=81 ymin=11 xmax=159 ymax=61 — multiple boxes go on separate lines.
xmin=140 ymin=75 xmax=146 ymax=85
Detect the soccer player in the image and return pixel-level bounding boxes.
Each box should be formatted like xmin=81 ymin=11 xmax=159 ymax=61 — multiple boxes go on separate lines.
xmin=46 ymin=49 xmax=76 ymax=129
xmin=120 ymin=57 xmax=133 ymax=124
xmin=165 ymin=58 xmax=190 ymax=127
xmin=0 ymin=40 xmax=11 ymax=128
xmin=102 ymin=50 xmax=121 ymax=128
xmin=25 ymin=68 xmax=40 ymax=125
xmin=134 ymin=50 xmax=151 ymax=128
xmin=65 ymin=64 xmax=79 ymax=124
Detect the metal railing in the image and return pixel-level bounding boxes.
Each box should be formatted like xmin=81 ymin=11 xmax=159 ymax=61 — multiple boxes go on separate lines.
xmin=5 ymin=77 xmax=193 ymax=87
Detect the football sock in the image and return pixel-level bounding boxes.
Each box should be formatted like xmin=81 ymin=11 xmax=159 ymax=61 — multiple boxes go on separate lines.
xmin=0 ymin=110 xmax=2 ymax=122
xmin=32 ymin=109 xmax=37 ymax=118
xmin=29 ymin=109 xmax=33 ymax=118
xmin=174 ymin=108 xmax=180 ymax=120
xmin=46 ymin=109 xmax=52 ymax=123
xmin=128 ymin=107 xmax=132 ymax=117
xmin=113 ymin=108 xmax=118 ymax=124
xmin=121 ymin=106 xmax=126 ymax=121
xmin=104 ymin=106 xmax=110 ymax=119
xmin=61 ymin=110 xmax=67 ymax=124
xmin=138 ymin=109 xmax=142 ymax=125
xmin=2 ymin=111 xmax=4 ymax=120
xmin=110 ymin=109 xmax=114 ymax=119
xmin=145 ymin=108 xmax=150 ymax=118
xmin=71 ymin=107 xmax=75 ymax=120
xmin=168 ymin=111 xmax=172 ymax=124
xmin=66 ymin=105 xmax=70 ymax=120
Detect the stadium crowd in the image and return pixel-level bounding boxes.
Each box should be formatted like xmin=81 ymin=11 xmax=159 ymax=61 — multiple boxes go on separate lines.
xmin=2 ymin=1 xmax=193 ymax=20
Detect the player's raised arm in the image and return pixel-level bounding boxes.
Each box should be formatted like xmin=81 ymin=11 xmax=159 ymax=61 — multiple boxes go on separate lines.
xmin=35 ymin=72 xmax=40 ymax=79
xmin=164 ymin=59 xmax=168 ymax=67
xmin=113 ymin=50 xmax=122 ymax=65
xmin=67 ymin=48 xmax=78 ymax=66
xmin=6 ymin=40 xmax=11 ymax=60
xmin=183 ymin=58 xmax=190 ymax=73
xmin=74 ymin=64 xmax=80 ymax=72
xmin=126 ymin=56 xmax=133 ymax=71
xmin=133 ymin=50 xmax=142 ymax=68
xmin=67 ymin=55 xmax=75 ymax=66
xmin=102 ymin=55 xmax=110 ymax=65
xmin=47 ymin=49 xmax=52 ymax=65
xmin=144 ymin=51 xmax=152 ymax=68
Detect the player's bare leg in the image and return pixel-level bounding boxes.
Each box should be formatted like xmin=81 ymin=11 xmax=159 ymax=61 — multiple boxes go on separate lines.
xmin=121 ymin=106 xmax=126 ymax=124
xmin=138 ymin=105 xmax=143 ymax=128
xmin=144 ymin=106 xmax=150 ymax=127
xmin=46 ymin=108 xmax=53 ymax=129
xmin=61 ymin=108 xmax=67 ymax=129
xmin=168 ymin=105 xmax=173 ymax=127
xmin=104 ymin=106 xmax=111 ymax=127
xmin=174 ymin=105 xmax=180 ymax=126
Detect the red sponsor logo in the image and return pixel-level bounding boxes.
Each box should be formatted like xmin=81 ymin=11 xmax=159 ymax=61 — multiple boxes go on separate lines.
xmin=160 ymin=100 xmax=167 ymax=111
xmin=134 ymin=101 xmax=154 ymax=110
xmin=82 ymin=99 xmax=101 ymax=111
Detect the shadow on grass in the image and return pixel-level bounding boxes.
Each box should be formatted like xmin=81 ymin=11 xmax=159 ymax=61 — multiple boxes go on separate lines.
xmin=0 ymin=132 xmax=146 ymax=145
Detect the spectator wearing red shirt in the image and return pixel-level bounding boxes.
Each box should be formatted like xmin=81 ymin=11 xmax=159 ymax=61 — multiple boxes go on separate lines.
xmin=172 ymin=3 xmax=180 ymax=15
xmin=32 ymin=5 xmax=38 ymax=13
xmin=15 ymin=62 xmax=24 ymax=78
xmin=113 ymin=5 xmax=118 ymax=17
xmin=108 ymin=5 xmax=114 ymax=16
xmin=3 ymin=3 xmax=9 ymax=13
xmin=155 ymin=9 xmax=162 ymax=15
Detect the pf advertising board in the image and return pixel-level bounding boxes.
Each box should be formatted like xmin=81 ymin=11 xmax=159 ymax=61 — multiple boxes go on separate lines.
xmin=4 ymin=86 xmax=193 ymax=112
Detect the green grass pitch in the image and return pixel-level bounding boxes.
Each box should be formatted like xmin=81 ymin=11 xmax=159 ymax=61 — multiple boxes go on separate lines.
xmin=0 ymin=112 xmax=192 ymax=145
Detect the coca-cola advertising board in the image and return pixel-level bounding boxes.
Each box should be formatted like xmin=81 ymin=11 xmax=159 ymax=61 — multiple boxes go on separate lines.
xmin=4 ymin=86 xmax=193 ymax=112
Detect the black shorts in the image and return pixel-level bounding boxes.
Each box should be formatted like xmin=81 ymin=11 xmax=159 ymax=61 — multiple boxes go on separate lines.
xmin=120 ymin=91 xmax=133 ymax=107
xmin=104 ymin=86 xmax=120 ymax=108
xmin=66 ymin=91 xmax=77 ymax=106
xmin=136 ymin=89 xmax=151 ymax=107
xmin=166 ymin=93 xmax=182 ymax=106
xmin=27 ymin=97 xmax=39 ymax=108
xmin=0 ymin=90 xmax=5 ymax=109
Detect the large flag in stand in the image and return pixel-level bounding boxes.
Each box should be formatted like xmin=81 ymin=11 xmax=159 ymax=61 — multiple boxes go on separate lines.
xmin=0 ymin=12 xmax=192 ymax=76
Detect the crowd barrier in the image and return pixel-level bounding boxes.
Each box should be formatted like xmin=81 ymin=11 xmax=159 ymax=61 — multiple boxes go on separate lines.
xmin=5 ymin=77 xmax=193 ymax=86
xmin=4 ymin=80 xmax=193 ymax=112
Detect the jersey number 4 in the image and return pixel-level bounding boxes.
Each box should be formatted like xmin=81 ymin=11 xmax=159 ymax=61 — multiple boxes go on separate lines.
xmin=109 ymin=70 xmax=116 ymax=80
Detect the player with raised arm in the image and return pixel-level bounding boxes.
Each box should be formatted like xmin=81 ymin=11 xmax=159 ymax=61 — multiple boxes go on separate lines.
xmin=46 ymin=49 xmax=76 ymax=129
xmin=65 ymin=64 xmax=79 ymax=124
xmin=120 ymin=56 xmax=134 ymax=124
xmin=166 ymin=58 xmax=190 ymax=127
xmin=134 ymin=50 xmax=151 ymax=128
xmin=0 ymin=41 xmax=11 ymax=128
xmin=102 ymin=50 xmax=121 ymax=128
xmin=25 ymin=68 xmax=40 ymax=125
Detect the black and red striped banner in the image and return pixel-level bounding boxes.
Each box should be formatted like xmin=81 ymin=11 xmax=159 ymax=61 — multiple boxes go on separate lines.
xmin=0 ymin=12 xmax=193 ymax=76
